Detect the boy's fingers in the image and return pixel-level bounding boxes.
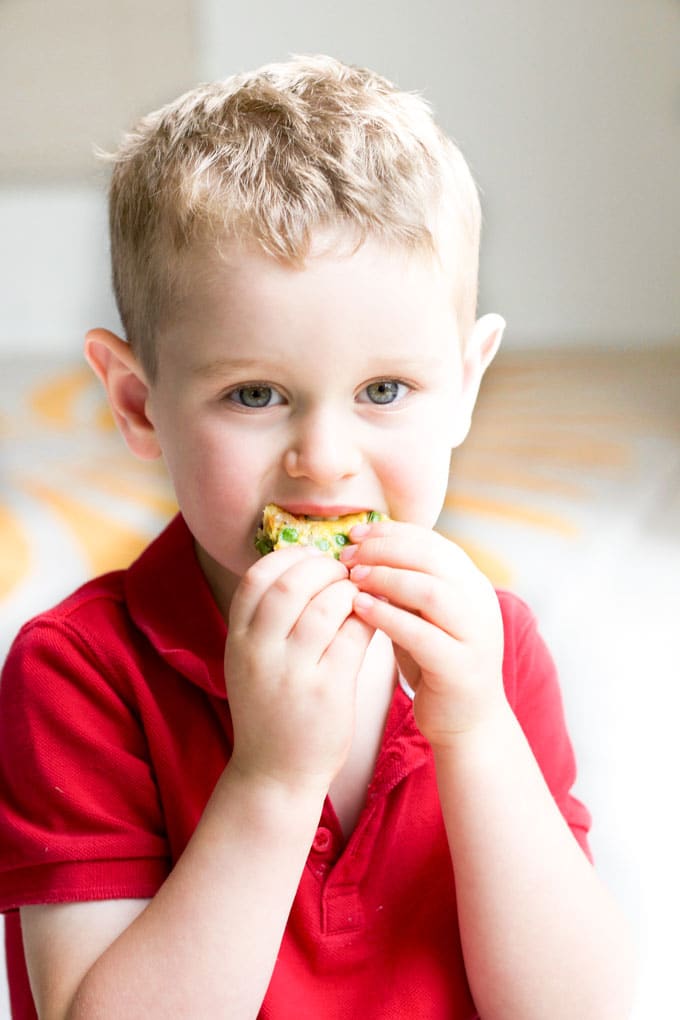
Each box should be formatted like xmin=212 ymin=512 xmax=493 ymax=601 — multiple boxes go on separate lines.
xmin=229 ymin=546 xmax=313 ymax=625
xmin=351 ymin=592 xmax=453 ymax=676
xmin=342 ymin=521 xmax=472 ymax=580
xmin=343 ymin=523 xmax=498 ymax=638
xmin=229 ymin=548 xmax=347 ymax=633
xmin=322 ymin=613 xmax=376 ymax=673
xmin=348 ymin=565 xmax=463 ymax=635
xmin=289 ymin=578 xmax=359 ymax=660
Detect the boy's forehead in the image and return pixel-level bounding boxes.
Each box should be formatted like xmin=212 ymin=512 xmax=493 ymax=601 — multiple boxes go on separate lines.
xmin=155 ymin=232 xmax=463 ymax=377
xmin=175 ymin=228 xmax=450 ymax=306
xmin=168 ymin=236 xmax=450 ymax=331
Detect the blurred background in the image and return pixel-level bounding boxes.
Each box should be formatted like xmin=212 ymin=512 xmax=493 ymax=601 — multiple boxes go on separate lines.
xmin=1 ymin=1 xmax=679 ymax=1017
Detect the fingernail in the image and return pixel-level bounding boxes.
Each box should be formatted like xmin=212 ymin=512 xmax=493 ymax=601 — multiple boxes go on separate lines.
xmin=350 ymin=564 xmax=371 ymax=581
xmin=349 ymin=524 xmax=370 ymax=540
xmin=340 ymin=545 xmax=358 ymax=564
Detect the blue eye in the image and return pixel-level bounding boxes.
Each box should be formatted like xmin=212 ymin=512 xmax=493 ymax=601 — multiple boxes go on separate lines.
xmin=361 ymin=380 xmax=408 ymax=405
xmin=228 ymin=385 xmax=284 ymax=408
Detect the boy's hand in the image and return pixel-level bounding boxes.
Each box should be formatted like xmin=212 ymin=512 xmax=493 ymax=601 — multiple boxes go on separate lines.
xmin=225 ymin=547 xmax=374 ymax=795
xmin=341 ymin=521 xmax=506 ymax=748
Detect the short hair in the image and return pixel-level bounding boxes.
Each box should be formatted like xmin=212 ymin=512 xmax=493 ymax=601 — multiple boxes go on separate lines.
xmin=105 ymin=54 xmax=482 ymax=379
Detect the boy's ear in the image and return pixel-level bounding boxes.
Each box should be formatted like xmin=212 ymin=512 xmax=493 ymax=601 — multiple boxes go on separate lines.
xmin=450 ymin=313 xmax=505 ymax=448
xmin=84 ymin=328 xmax=161 ymax=461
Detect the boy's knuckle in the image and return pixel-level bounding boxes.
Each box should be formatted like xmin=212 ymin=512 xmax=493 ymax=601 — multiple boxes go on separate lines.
xmin=271 ymin=572 xmax=298 ymax=599
xmin=420 ymin=579 xmax=441 ymax=616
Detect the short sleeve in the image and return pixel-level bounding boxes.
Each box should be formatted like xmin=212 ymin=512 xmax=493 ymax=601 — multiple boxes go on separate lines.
xmin=0 ymin=616 xmax=171 ymax=912
xmin=498 ymin=591 xmax=593 ymax=860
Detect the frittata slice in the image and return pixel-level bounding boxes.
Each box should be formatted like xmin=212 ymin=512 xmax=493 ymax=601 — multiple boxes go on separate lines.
xmin=255 ymin=504 xmax=387 ymax=558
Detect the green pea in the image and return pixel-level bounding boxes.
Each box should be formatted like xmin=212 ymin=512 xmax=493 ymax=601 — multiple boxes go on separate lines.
xmin=315 ymin=538 xmax=331 ymax=552
xmin=280 ymin=527 xmax=299 ymax=543
xmin=334 ymin=533 xmax=349 ymax=547
xmin=255 ymin=536 xmax=274 ymax=555
xmin=367 ymin=510 xmax=381 ymax=522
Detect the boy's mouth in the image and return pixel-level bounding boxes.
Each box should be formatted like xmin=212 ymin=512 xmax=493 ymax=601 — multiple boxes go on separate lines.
xmin=255 ymin=504 xmax=387 ymax=558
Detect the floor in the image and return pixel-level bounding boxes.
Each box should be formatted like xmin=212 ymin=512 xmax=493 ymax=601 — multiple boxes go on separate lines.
xmin=1 ymin=346 xmax=679 ymax=1017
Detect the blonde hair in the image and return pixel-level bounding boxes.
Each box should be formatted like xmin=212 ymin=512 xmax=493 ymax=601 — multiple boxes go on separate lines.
xmin=106 ymin=54 xmax=482 ymax=379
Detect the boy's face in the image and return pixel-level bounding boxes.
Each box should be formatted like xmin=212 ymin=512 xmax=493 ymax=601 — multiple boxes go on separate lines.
xmin=141 ymin=234 xmax=491 ymax=611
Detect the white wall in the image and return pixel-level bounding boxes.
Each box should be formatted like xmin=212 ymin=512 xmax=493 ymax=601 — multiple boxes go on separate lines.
xmin=0 ymin=0 xmax=197 ymax=179
xmin=1 ymin=0 xmax=677 ymax=355
xmin=0 ymin=186 xmax=121 ymax=357
xmin=0 ymin=0 xmax=197 ymax=356
xmin=196 ymin=0 xmax=680 ymax=349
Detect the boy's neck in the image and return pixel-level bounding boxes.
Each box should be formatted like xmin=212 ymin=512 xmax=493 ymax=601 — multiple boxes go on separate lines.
xmin=329 ymin=631 xmax=397 ymax=837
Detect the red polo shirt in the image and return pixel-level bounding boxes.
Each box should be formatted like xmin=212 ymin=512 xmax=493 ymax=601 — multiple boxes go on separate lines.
xmin=0 ymin=515 xmax=591 ymax=1019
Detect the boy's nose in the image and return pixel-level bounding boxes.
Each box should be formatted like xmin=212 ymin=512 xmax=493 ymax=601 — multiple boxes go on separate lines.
xmin=283 ymin=411 xmax=362 ymax=483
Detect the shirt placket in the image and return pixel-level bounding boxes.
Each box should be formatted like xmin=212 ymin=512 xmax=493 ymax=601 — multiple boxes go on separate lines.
xmin=307 ymin=694 xmax=431 ymax=936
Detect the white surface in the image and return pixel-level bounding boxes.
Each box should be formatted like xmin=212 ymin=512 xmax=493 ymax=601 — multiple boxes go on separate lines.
xmin=443 ymin=353 xmax=680 ymax=1018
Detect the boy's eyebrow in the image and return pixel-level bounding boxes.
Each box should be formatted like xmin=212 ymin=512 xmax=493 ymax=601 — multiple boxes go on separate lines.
xmin=191 ymin=356 xmax=443 ymax=379
xmin=190 ymin=358 xmax=276 ymax=379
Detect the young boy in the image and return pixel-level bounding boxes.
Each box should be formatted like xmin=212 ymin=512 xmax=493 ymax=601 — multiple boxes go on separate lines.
xmin=0 ymin=55 xmax=632 ymax=1019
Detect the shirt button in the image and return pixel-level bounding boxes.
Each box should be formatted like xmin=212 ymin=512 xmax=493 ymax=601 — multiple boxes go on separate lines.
xmin=312 ymin=826 xmax=333 ymax=853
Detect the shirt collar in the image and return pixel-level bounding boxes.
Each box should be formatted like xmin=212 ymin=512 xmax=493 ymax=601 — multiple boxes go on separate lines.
xmin=125 ymin=514 xmax=228 ymax=698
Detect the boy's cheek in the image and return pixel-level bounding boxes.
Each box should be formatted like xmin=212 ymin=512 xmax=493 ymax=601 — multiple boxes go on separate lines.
xmin=386 ymin=430 xmax=452 ymax=516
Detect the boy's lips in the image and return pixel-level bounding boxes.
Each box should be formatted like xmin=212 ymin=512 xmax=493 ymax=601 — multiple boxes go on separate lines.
xmin=277 ymin=503 xmax=371 ymax=519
